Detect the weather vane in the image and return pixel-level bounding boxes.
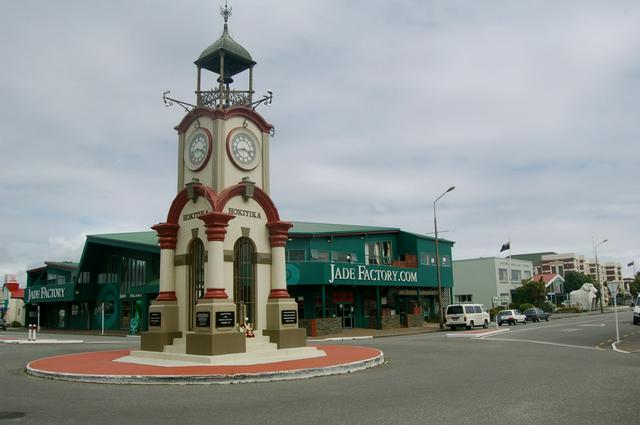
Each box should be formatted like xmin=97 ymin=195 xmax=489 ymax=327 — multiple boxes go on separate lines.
xmin=221 ymin=0 xmax=232 ymax=24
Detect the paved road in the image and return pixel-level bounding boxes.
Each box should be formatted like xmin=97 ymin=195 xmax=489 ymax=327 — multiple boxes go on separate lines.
xmin=1 ymin=318 xmax=638 ymax=425
xmin=482 ymin=310 xmax=638 ymax=350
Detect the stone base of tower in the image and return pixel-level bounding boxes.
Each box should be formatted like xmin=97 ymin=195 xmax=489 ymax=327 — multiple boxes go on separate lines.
xmin=264 ymin=298 xmax=307 ymax=349
xmin=185 ymin=298 xmax=246 ymax=356
xmin=140 ymin=300 xmax=181 ymax=352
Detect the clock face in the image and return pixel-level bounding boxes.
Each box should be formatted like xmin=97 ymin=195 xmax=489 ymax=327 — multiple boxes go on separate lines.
xmin=185 ymin=129 xmax=211 ymax=171
xmin=228 ymin=130 xmax=261 ymax=170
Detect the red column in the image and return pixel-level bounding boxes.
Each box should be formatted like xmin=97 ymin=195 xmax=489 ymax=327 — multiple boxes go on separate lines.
xmin=151 ymin=223 xmax=179 ymax=301
xmin=266 ymin=221 xmax=294 ymax=299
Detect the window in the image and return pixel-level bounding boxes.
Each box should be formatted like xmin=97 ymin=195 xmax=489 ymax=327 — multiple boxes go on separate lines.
xmin=523 ymin=270 xmax=531 ymax=280
xmin=365 ymin=241 xmax=392 ymax=265
xmin=331 ymin=251 xmax=356 ymax=263
xmin=103 ymin=301 xmax=115 ymax=315
xmin=420 ymin=253 xmax=437 ymax=265
xmin=310 ymin=249 xmax=329 ymax=262
xmin=441 ymin=256 xmax=450 ymax=267
xmin=473 ymin=306 xmax=482 ymax=313
xmin=511 ymin=269 xmax=522 ymax=282
xmin=287 ymin=250 xmax=306 ymax=261
xmin=456 ymin=294 xmax=472 ymax=303
xmin=120 ymin=257 xmax=146 ymax=294
xmin=498 ymin=268 xmax=508 ymax=281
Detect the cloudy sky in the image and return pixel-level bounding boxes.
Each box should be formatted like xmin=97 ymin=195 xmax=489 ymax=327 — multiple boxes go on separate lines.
xmin=1 ymin=0 xmax=639 ymax=285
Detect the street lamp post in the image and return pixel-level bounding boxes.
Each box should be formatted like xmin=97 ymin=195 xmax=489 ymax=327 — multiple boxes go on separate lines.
xmin=593 ymin=238 xmax=607 ymax=313
xmin=434 ymin=186 xmax=455 ymax=330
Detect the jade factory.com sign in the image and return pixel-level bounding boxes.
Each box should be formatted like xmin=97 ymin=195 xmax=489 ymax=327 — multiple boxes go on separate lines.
xmin=26 ymin=284 xmax=74 ymax=303
xmin=328 ymin=264 xmax=418 ymax=285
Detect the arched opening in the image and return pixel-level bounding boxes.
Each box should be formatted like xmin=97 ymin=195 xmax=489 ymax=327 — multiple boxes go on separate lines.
xmin=234 ymin=237 xmax=256 ymax=327
xmin=188 ymin=237 xmax=205 ymax=330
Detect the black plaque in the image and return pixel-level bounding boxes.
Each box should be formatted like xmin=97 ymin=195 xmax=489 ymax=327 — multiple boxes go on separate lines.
xmin=281 ymin=309 xmax=297 ymax=325
xmin=149 ymin=312 xmax=161 ymax=327
xmin=196 ymin=311 xmax=210 ymax=328
xmin=215 ymin=311 xmax=235 ymax=328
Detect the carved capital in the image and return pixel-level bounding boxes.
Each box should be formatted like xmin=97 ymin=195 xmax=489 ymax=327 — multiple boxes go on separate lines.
xmin=152 ymin=223 xmax=180 ymax=249
xmin=266 ymin=221 xmax=293 ymax=248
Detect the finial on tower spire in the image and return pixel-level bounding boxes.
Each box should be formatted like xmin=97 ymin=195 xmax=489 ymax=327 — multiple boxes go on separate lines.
xmin=221 ymin=1 xmax=232 ymax=32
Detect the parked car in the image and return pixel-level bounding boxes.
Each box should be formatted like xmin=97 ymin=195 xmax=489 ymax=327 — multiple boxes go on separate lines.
xmin=523 ymin=308 xmax=549 ymax=322
xmin=0 ymin=318 xmax=7 ymax=331
xmin=497 ymin=309 xmax=527 ymax=326
xmin=445 ymin=304 xmax=490 ymax=330
xmin=633 ymin=295 xmax=640 ymax=325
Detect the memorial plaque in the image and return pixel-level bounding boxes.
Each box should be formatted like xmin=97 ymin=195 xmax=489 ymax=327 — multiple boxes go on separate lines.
xmin=281 ymin=309 xmax=297 ymax=325
xmin=215 ymin=311 xmax=235 ymax=328
xmin=196 ymin=311 xmax=210 ymax=328
xmin=149 ymin=312 xmax=161 ymax=327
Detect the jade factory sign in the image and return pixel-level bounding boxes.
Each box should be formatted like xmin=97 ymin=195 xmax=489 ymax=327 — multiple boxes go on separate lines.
xmin=26 ymin=284 xmax=74 ymax=303
xmin=329 ymin=264 xmax=418 ymax=285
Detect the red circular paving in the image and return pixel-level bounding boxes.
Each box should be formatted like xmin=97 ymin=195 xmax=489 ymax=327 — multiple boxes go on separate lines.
xmin=26 ymin=344 xmax=384 ymax=384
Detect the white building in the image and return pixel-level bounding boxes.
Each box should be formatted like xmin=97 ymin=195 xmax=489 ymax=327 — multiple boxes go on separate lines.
xmin=453 ymin=257 xmax=534 ymax=310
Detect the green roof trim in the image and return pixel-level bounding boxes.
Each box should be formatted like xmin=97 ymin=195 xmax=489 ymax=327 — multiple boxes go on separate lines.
xmin=289 ymin=221 xmax=400 ymax=236
xmin=86 ymin=231 xmax=159 ymax=248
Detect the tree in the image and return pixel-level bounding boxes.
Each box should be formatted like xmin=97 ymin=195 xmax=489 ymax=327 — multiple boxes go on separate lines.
xmin=630 ymin=272 xmax=640 ymax=298
xmin=514 ymin=280 xmax=547 ymax=307
xmin=563 ymin=271 xmax=594 ymax=294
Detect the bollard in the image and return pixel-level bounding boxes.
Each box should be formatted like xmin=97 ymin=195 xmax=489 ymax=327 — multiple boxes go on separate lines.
xmin=32 ymin=325 xmax=37 ymax=342
xmin=28 ymin=324 xmax=33 ymax=341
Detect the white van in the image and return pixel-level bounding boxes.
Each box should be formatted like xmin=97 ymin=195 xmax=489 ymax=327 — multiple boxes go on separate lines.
xmin=445 ymin=304 xmax=490 ymax=330
xmin=633 ymin=295 xmax=640 ymax=325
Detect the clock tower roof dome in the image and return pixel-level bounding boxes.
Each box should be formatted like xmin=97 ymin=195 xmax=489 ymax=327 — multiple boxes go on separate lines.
xmin=195 ymin=3 xmax=255 ymax=78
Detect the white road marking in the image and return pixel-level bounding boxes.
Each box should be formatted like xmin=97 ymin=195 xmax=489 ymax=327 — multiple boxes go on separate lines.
xmin=478 ymin=337 xmax=606 ymax=351
xmin=580 ymin=323 xmax=605 ymax=327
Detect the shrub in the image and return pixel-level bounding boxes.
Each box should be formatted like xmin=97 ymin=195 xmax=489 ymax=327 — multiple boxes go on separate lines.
xmin=519 ymin=303 xmax=535 ymax=311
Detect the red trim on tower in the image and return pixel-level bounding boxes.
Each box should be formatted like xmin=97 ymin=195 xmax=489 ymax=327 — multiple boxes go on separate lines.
xmin=174 ymin=106 xmax=274 ymax=134
xmin=198 ymin=211 xmax=235 ymax=241
xmin=266 ymin=221 xmax=294 ymax=247
xmin=268 ymin=289 xmax=291 ymax=299
xmin=166 ymin=184 xmax=218 ymax=224
xmin=203 ymin=288 xmax=229 ymax=299
xmin=156 ymin=291 xmax=177 ymax=301
xmin=151 ymin=223 xmax=180 ymax=249
xmin=217 ymin=183 xmax=281 ymax=223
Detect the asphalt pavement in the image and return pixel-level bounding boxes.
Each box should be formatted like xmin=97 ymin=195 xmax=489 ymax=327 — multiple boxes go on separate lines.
xmin=1 ymin=313 xmax=639 ymax=425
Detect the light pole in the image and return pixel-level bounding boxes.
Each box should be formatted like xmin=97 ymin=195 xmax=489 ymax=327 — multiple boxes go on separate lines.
xmin=434 ymin=185 xmax=455 ymax=330
xmin=593 ymin=238 xmax=607 ymax=313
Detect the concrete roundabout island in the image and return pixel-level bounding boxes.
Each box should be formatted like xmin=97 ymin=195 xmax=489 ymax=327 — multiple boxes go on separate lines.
xmin=25 ymin=345 xmax=384 ymax=385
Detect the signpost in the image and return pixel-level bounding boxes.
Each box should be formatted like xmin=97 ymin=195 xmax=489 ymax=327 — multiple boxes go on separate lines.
xmin=607 ymin=283 xmax=620 ymax=343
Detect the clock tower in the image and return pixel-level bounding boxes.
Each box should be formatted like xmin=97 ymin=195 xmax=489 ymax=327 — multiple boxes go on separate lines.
xmin=141 ymin=4 xmax=306 ymax=356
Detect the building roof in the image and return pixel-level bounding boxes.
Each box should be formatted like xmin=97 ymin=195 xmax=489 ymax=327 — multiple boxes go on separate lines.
xmin=511 ymin=252 xmax=556 ymax=263
xmin=530 ymin=273 xmax=564 ymax=287
xmin=289 ymin=221 xmax=400 ymax=237
xmin=87 ymin=232 xmax=159 ymax=247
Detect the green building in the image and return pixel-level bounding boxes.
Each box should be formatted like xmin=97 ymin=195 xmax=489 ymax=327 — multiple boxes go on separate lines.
xmin=24 ymin=222 xmax=454 ymax=333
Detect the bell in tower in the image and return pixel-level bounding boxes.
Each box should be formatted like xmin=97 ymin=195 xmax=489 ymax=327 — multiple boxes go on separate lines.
xmin=194 ymin=2 xmax=256 ymax=109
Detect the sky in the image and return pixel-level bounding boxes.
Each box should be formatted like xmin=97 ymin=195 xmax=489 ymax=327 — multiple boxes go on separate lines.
xmin=1 ymin=0 xmax=639 ymax=286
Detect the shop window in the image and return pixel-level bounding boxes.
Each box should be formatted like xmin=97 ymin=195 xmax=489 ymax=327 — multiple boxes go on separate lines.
xmin=287 ymin=250 xmax=306 ymax=261
xmin=71 ymin=304 xmax=80 ymax=316
xmin=331 ymin=251 xmax=357 ymax=263
xmin=498 ymin=268 xmax=508 ymax=281
xmin=365 ymin=241 xmax=392 ymax=265
xmin=76 ymin=271 xmax=90 ymax=284
xmin=103 ymin=301 xmax=115 ymax=315
xmin=310 ymin=249 xmax=329 ymax=262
